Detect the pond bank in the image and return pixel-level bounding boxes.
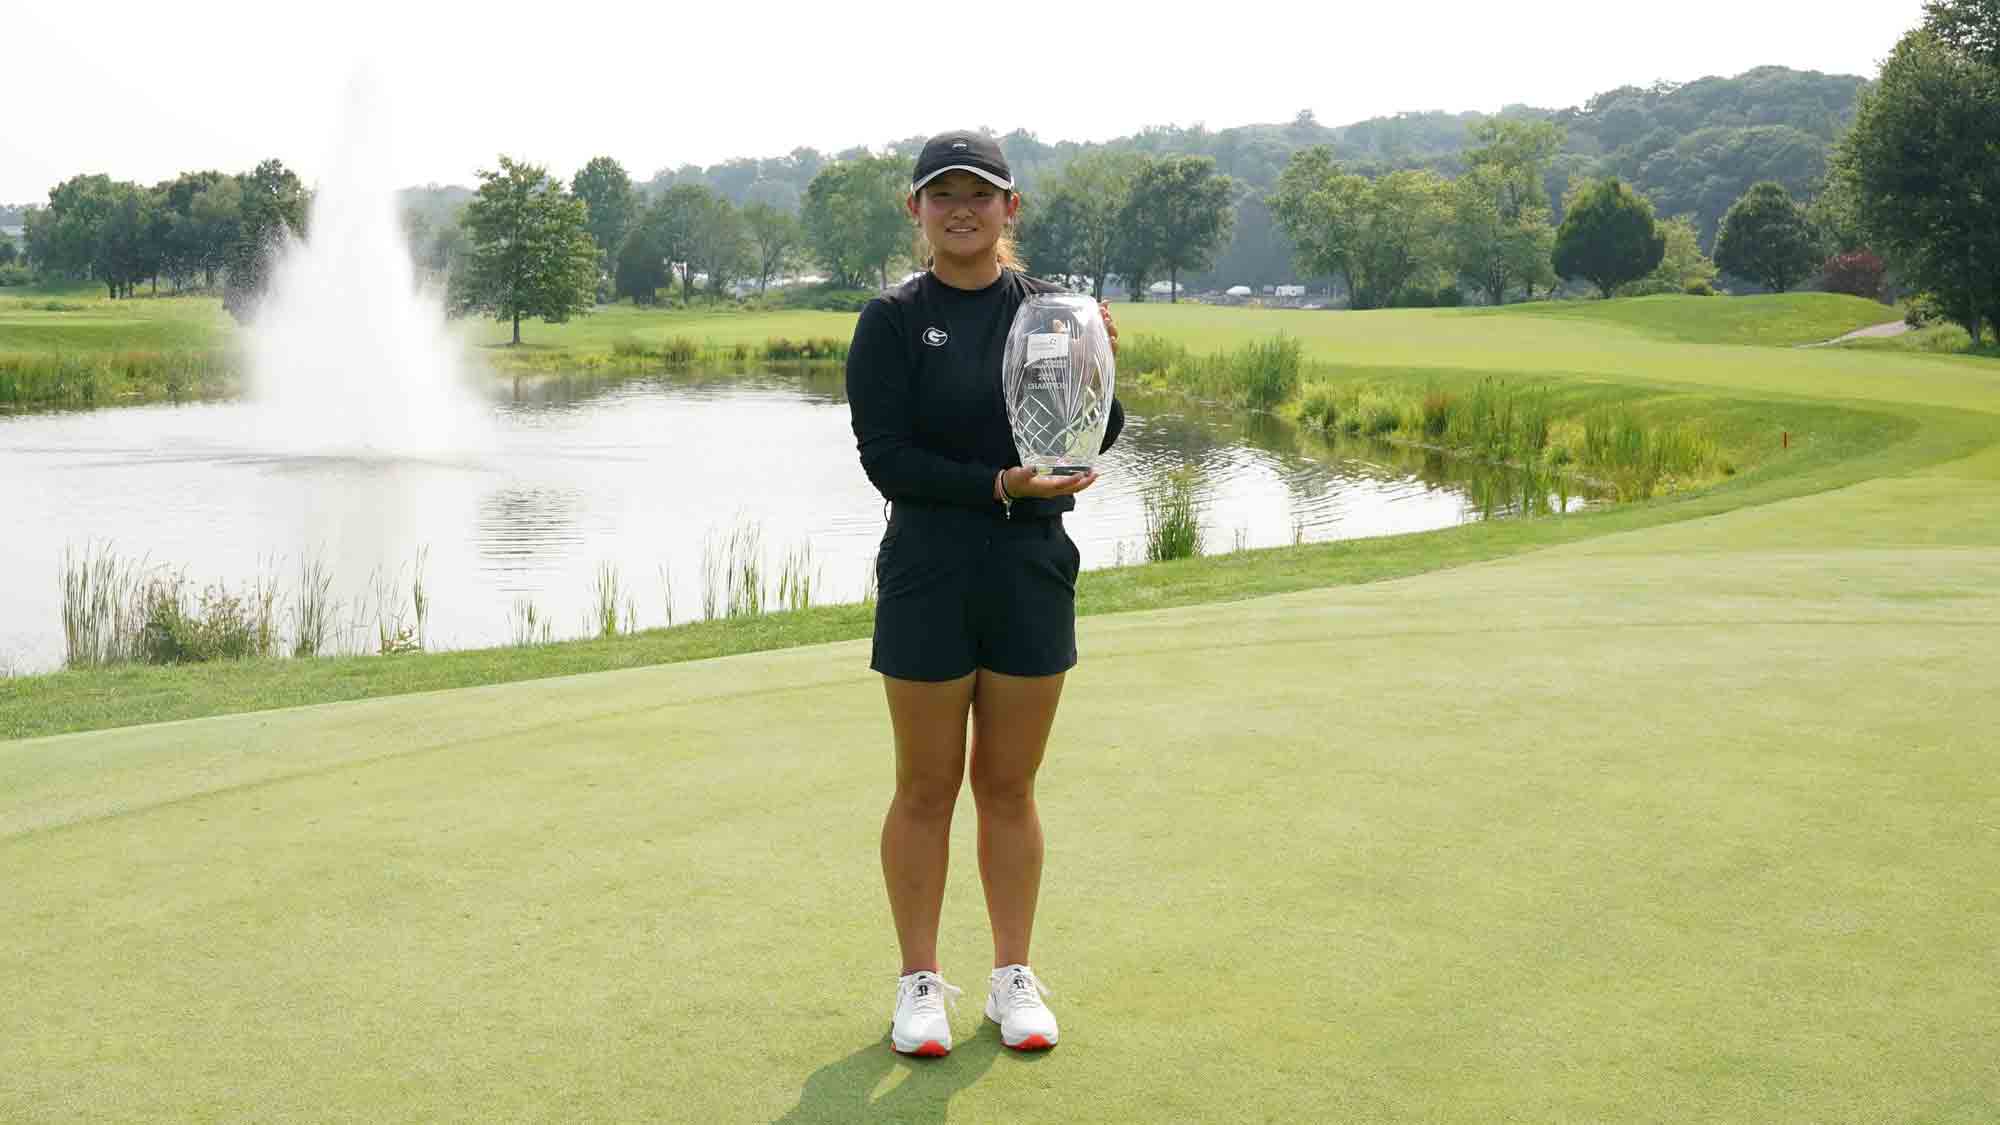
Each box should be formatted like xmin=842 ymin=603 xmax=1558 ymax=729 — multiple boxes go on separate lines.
xmin=1 ymin=376 xmax=1920 ymax=741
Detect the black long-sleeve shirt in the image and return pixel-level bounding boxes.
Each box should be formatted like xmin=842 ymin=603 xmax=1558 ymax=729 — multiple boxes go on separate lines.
xmin=845 ymin=269 xmax=1124 ymax=519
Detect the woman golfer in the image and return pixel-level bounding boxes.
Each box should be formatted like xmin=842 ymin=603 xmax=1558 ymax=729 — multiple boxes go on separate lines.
xmin=845 ymin=130 xmax=1123 ymax=1056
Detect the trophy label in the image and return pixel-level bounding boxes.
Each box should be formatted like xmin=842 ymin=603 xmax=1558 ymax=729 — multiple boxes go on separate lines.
xmin=1024 ymin=333 xmax=1069 ymax=364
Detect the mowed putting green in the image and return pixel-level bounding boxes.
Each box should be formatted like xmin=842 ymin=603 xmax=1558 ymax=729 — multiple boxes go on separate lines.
xmin=6 ymin=297 xmax=2000 ymax=1121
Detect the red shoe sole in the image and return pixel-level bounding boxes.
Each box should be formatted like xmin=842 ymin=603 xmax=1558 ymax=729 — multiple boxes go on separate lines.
xmin=1007 ymin=1035 xmax=1054 ymax=1051
xmin=895 ymin=1040 xmax=950 ymax=1057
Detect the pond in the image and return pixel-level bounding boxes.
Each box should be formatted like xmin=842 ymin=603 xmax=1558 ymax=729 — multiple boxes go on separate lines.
xmin=0 ymin=370 xmax=1589 ymax=674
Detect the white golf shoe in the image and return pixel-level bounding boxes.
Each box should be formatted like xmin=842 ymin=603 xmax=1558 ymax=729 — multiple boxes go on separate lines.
xmin=890 ymin=970 xmax=961 ymax=1057
xmin=986 ymin=964 xmax=1058 ymax=1050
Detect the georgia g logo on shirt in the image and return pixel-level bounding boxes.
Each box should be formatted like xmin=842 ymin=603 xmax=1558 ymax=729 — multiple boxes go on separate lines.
xmin=923 ymin=327 xmax=949 ymax=347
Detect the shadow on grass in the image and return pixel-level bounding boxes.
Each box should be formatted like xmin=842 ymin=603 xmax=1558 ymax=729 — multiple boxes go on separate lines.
xmin=775 ymin=1026 xmax=1033 ymax=1123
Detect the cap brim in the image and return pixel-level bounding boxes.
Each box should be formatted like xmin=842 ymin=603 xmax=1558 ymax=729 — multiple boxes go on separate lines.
xmin=910 ymin=165 xmax=1014 ymax=194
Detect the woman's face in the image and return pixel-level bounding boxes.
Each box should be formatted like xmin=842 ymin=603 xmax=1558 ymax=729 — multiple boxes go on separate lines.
xmin=909 ymin=170 xmax=1018 ymax=262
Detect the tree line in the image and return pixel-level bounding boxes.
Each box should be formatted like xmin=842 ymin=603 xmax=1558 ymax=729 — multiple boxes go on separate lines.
xmin=1827 ymin=0 xmax=2000 ymax=345
xmin=16 ymin=12 xmax=1993 ymax=348
xmin=13 ymin=162 xmax=307 ymax=312
xmin=627 ymin=66 xmax=1867 ymax=293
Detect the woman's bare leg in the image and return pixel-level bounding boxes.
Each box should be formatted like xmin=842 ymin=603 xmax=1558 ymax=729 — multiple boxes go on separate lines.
xmin=968 ymin=669 xmax=1065 ymax=968
xmin=880 ymin=673 xmax=976 ymax=975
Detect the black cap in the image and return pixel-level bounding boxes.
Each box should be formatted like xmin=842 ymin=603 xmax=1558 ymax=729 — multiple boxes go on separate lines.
xmin=910 ymin=131 xmax=1014 ymax=194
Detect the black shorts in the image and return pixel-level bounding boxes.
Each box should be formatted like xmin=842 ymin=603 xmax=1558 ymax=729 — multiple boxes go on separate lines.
xmin=870 ymin=502 xmax=1082 ymax=681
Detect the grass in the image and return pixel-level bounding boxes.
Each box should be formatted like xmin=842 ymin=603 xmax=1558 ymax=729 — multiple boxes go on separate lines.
xmin=0 ymin=348 xmax=240 ymax=407
xmin=0 ymin=288 xmax=234 ymax=352
xmin=0 ymin=388 xmax=1930 ymax=742
xmin=6 ymin=293 xmax=2000 ymax=1119
xmin=0 ymin=291 xmax=859 ymax=403
xmin=1843 ymin=321 xmax=2000 ymax=357
xmin=1121 ymin=333 xmax=1302 ymax=410
xmin=4 ymin=291 xmax=1988 ymax=736
xmin=461 ymin=302 xmax=858 ymax=372
xmin=1143 ymin=465 xmax=1205 ymax=561
xmin=1486 ymin=291 xmax=1900 ymax=346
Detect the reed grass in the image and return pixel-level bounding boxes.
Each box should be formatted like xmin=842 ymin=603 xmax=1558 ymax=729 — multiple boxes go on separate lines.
xmin=354 ymin=552 xmax=430 ymax=657
xmin=1292 ymin=376 xmax=1721 ymax=502
xmin=1130 ymin=326 xmax=1729 ymax=504
xmin=509 ymin=597 xmax=554 ymax=648
xmin=60 ymin=543 xmax=147 ymax=668
xmin=1298 ymin=382 xmax=1340 ymax=431
xmin=292 ymin=551 xmax=336 ymax=658
xmin=518 ymin=335 xmax=849 ymax=376
xmin=1144 ymin=466 xmax=1205 ymax=562
xmin=691 ymin=520 xmax=831 ymax=621
xmin=727 ymin=524 xmax=766 ymax=619
xmin=410 ymin=548 xmax=430 ymax=651
xmin=131 ymin=570 xmax=282 ymax=665
xmin=64 ymin=544 xmax=352 ymax=666
xmin=700 ymin=520 xmax=767 ymax=621
xmin=659 ymin=564 xmax=677 ymax=629
xmin=591 ymin=561 xmax=626 ymax=638
xmin=775 ymin=542 xmax=820 ymax=614
xmin=1121 ymin=334 xmax=1301 ymax=411
xmin=0 ymin=349 xmax=239 ymax=407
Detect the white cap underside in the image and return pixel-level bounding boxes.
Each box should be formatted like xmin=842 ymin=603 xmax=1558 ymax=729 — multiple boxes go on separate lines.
xmin=910 ymin=165 xmax=1015 ymax=193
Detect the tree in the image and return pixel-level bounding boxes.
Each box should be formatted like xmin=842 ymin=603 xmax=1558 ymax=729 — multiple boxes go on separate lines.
xmin=39 ymin=174 xmax=117 ymax=282
xmin=614 ymin=221 xmax=669 ymax=304
xmin=1552 ymin=178 xmax=1666 ymax=298
xmin=571 ymin=156 xmax=636 ymax=274
xmin=1822 ymin=251 xmax=1888 ymax=300
xmin=187 ymin=178 xmax=243 ymax=290
xmin=1270 ymin=147 xmax=1451 ymax=309
xmin=20 ymin=205 xmax=53 ymax=272
xmin=801 ymin=155 xmax=907 ymax=289
xmin=1806 ymin=174 xmax=1870 ymax=257
xmin=156 ymin=170 xmax=227 ymax=291
xmin=645 ymin=185 xmax=718 ymax=304
xmin=688 ymin=193 xmax=750 ymax=298
xmin=0 ymin=239 xmax=16 ymax=267
xmin=456 ymin=155 xmax=599 ymax=345
xmin=1620 ymin=215 xmax=1718 ymax=295
xmin=1836 ymin=29 xmax=2000 ymax=344
xmin=1048 ymin=151 xmax=1143 ymax=300
xmin=1017 ymin=189 xmax=1088 ymax=284
xmin=1628 ymin=125 xmax=1828 ymax=248
xmin=224 ymin=159 xmax=308 ymax=320
xmin=1923 ymin=0 xmax=2000 ymax=64
xmin=645 ymin=185 xmax=701 ymax=302
xmin=1117 ymin=156 xmax=1234 ymax=302
xmin=742 ymin=201 xmax=802 ymax=293
xmin=1453 ymin=120 xmax=1563 ymax=304
xmin=1466 ymin=119 xmax=1565 ymax=211
xmin=1713 ymin=182 xmax=1819 ymax=292
xmin=94 ymin=183 xmax=158 ymax=299
xmin=1452 ymin=165 xmax=1556 ymax=305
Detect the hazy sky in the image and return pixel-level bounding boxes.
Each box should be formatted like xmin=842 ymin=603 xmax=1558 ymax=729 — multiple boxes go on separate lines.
xmin=4 ymin=0 xmax=1930 ymax=202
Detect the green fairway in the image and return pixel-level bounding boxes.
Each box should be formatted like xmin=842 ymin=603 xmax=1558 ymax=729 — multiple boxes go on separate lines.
xmin=1485 ymin=291 xmax=1898 ymax=346
xmin=0 ymin=292 xmax=234 ymax=353
xmin=457 ymin=301 xmax=858 ymax=355
xmin=5 ymin=295 xmax=1999 ymax=1119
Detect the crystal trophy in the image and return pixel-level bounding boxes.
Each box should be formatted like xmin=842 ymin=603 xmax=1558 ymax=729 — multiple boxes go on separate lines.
xmin=1000 ymin=294 xmax=1117 ymax=476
